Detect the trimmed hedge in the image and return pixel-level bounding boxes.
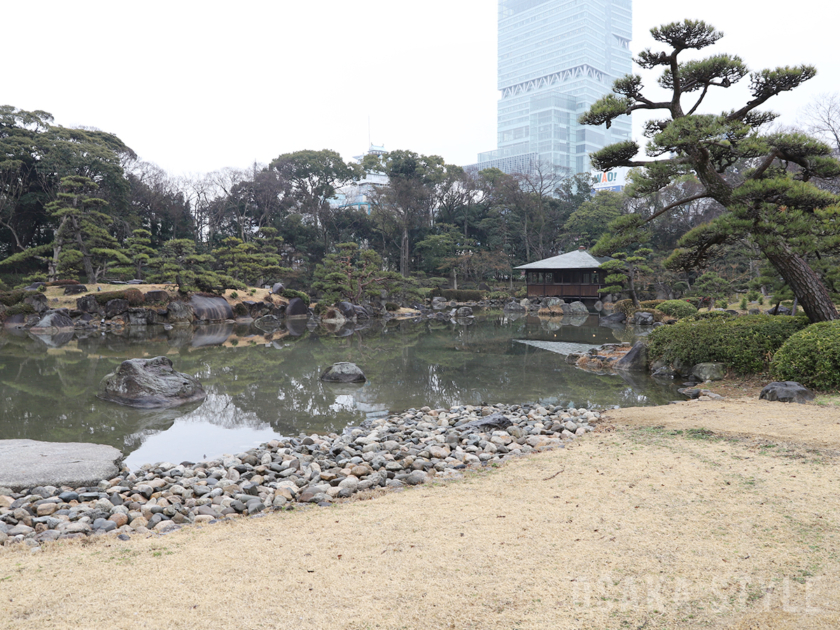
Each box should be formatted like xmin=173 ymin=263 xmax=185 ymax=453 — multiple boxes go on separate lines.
xmin=430 ymin=289 xmax=484 ymax=302
xmin=771 ymin=321 xmax=840 ymax=390
xmin=281 ymin=289 xmax=310 ymax=305
xmin=5 ymin=303 xmax=35 ymax=316
xmin=0 ymin=290 xmax=36 ymax=307
xmin=94 ymin=288 xmax=145 ymax=306
xmin=656 ymin=300 xmax=698 ymax=319
xmin=647 ymin=314 xmax=809 ymax=375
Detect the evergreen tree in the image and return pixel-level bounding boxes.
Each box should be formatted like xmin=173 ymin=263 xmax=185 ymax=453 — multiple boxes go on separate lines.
xmin=581 ymin=19 xmax=840 ymax=322
xmin=599 ymin=248 xmax=654 ymax=308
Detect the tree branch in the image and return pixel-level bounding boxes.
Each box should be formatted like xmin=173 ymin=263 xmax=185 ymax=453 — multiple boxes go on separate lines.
xmin=643 ymin=191 xmax=712 ymax=224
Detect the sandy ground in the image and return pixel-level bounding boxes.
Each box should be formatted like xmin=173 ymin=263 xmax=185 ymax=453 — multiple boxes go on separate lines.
xmin=1 ymin=397 xmax=839 ymax=629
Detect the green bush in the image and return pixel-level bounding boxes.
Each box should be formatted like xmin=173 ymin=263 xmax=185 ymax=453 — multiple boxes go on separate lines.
xmin=5 ymin=303 xmax=35 ymax=316
xmin=0 ymin=290 xmax=32 ymax=306
xmin=683 ymin=310 xmax=738 ymax=323
xmin=385 ymin=302 xmax=400 ymax=312
xmin=281 ymin=289 xmax=310 ymax=305
xmin=647 ymin=314 xmax=809 ymax=375
xmin=232 ymin=302 xmax=248 ymax=317
xmin=655 ymin=300 xmax=698 ymax=319
xmin=639 ymin=299 xmax=665 ymax=309
xmin=770 ymin=321 xmax=840 ymax=390
xmin=612 ymin=299 xmax=638 ymax=316
xmin=94 ymin=289 xmax=145 ymax=306
xmin=229 ymin=291 xmax=239 ymax=299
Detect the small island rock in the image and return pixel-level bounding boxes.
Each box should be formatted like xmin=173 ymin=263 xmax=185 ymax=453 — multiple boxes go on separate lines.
xmin=320 ymin=362 xmax=366 ymax=383
xmin=97 ymin=356 xmax=206 ymax=408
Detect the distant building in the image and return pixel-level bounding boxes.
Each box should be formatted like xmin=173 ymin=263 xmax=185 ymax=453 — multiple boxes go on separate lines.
xmin=332 ymin=144 xmax=388 ymax=214
xmin=467 ymin=0 xmax=633 ymax=177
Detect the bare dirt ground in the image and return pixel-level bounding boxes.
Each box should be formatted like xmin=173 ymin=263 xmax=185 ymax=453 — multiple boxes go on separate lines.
xmin=2 ymin=396 xmax=839 ymax=629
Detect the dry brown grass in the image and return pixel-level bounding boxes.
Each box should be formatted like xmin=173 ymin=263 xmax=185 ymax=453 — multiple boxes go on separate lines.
xmin=2 ymin=399 xmax=839 ymax=629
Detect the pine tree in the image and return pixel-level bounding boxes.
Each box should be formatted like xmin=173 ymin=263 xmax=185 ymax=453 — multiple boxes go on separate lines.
xmin=581 ymin=19 xmax=840 ymax=322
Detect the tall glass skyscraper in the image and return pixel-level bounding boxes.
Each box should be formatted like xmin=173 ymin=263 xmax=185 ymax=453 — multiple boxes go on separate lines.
xmin=472 ymin=0 xmax=632 ymax=176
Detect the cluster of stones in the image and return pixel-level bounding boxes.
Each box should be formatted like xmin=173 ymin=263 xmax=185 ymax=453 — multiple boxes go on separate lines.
xmin=0 ymin=403 xmax=599 ymax=549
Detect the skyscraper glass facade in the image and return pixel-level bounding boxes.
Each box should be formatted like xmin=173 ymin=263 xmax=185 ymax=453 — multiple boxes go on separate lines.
xmin=474 ymin=0 xmax=632 ymax=175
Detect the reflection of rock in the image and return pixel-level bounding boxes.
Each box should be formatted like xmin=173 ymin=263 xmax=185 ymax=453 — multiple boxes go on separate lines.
xmin=191 ymin=323 xmax=234 ymax=347
xmin=456 ymin=306 xmax=473 ymax=317
xmin=504 ymin=301 xmax=526 ymax=313
xmin=254 ymin=315 xmax=283 ymax=333
xmin=286 ymin=317 xmax=308 ymax=336
xmin=97 ymin=356 xmax=207 ymax=408
xmin=189 ymin=295 xmax=233 ymax=321
xmin=455 ymin=317 xmax=474 ymax=326
xmin=320 ymin=362 xmax=366 ymax=383
xmin=28 ymin=330 xmax=76 ymax=348
xmin=563 ymin=313 xmax=589 ymax=327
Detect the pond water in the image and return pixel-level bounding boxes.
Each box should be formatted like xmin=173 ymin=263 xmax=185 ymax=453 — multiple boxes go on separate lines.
xmin=0 ymin=313 xmax=680 ymax=469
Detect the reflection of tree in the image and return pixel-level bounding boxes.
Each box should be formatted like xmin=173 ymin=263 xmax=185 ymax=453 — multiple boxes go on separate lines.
xmin=0 ymin=316 xmax=682 ymax=461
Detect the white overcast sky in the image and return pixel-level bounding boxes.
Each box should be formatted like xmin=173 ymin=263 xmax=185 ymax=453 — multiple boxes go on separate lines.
xmin=4 ymin=1 xmax=837 ymax=175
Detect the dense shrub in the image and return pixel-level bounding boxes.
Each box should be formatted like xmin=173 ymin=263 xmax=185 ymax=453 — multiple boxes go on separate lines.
xmin=770 ymin=321 xmax=840 ymax=390
xmin=385 ymin=302 xmax=400 ymax=312
xmin=647 ymin=314 xmax=809 ymax=375
xmin=5 ymin=303 xmax=35 ymax=316
xmin=93 ymin=289 xmax=145 ymax=306
xmin=232 ymin=302 xmax=249 ymax=317
xmin=612 ymin=299 xmax=638 ymax=316
xmin=683 ymin=310 xmax=738 ymax=323
xmin=639 ymin=299 xmax=666 ymax=309
xmin=656 ymin=300 xmax=698 ymax=319
xmin=430 ymin=289 xmax=484 ymax=302
xmin=281 ymin=289 xmax=310 ymax=305
xmin=0 ymin=290 xmax=32 ymax=306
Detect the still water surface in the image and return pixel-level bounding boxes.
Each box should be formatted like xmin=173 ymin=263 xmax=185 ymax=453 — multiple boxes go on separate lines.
xmin=0 ymin=313 xmax=679 ymax=469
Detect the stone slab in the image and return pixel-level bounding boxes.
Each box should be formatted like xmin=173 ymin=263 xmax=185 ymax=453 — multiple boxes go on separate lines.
xmin=0 ymin=440 xmax=122 ymax=492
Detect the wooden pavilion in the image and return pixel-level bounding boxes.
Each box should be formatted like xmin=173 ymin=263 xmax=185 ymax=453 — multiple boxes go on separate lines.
xmin=515 ymin=247 xmax=611 ymax=299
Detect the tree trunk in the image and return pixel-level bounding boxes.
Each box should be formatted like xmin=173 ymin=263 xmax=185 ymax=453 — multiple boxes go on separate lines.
xmin=400 ymin=227 xmax=409 ymax=277
xmin=764 ymin=246 xmax=838 ymax=322
xmin=628 ymin=270 xmax=640 ymax=308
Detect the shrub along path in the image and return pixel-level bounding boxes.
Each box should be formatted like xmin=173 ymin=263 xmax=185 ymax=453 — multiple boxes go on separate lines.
xmin=1 ymin=400 xmax=839 ymax=630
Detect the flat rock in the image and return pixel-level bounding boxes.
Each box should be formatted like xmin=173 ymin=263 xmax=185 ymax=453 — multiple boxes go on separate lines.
xmin=0 ymin=440 xmax=122 ymax=492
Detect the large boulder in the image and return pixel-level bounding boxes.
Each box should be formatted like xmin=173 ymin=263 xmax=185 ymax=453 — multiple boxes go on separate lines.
xmin=614 ymin=341 xmax=648 ymax=372
xmin=600 ymin=311 xmax=626 ymax=324
xmin=189 ymin=295 xmax=233 ymax=321
xmin=76 ymin=294 xmax=101 ymax=314
xmin=167 ymin=300 xmax=194 ymax=323
xmin=562 ymin=301 xmax=589 ymax=316
xmin=0 ymin=440 xmax=122 ymax=492
xmin=272 ymin=282 xmax=285 ymax=295
xmin=544 ymin=297 xmax=565 ymax=308
xmin=285 ymin=297 xmax=309 ymax=318
xmin=337 ymin=301 xmax=357 ymax=322
xmin=63 ymin=284 xmax=88 ymax=295
xmin=456 ymin=306 xmax=473 ymax=317
xmin=320 ymin=362 xmax=366 ymax=383
xmin=633 ymin=311 xmax=655 ymax=326
xmin=766 ymin=305 xmax=793 ymax=316
xmin=254 ymin=314 xmax=283 ymax=332
xmin=692 ymin=362 xmax=727 ymax=382
xmin=24 ymin=293 xmax=49 ymax=314
xmin=504 ymin=301 xmax=526 ymax=312
xmin=104 ymin=298 xmax=129 ymax=318
xmin=126 ymin=308 xmax=149 ymax=326
xmin=759 ymin=381 xmax=815 ymax=404
xmin=97 ymin=356 xmax=206 ymax=408
xmin=144 ymin=290 xmax=170 ymax=304
xmin=30 ymin=310 xmax=74 ymax=331
xmin=321 ymin=307 xmax=347 ymax=326
xmin=354 ymin=305 xmax=370 ymax=319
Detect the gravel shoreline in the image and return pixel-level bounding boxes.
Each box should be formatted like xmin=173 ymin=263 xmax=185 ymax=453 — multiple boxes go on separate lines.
xmin=0 ymin=402 xmax=599 ymax=549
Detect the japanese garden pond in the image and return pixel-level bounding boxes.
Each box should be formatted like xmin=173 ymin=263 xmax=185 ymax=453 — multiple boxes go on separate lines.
xmin=0 ymin=312 xmax=681 ymax=469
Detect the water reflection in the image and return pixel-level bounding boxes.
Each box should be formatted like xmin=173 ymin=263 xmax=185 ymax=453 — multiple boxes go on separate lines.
xmin=0 ymin=314 xmax=681 ymax=468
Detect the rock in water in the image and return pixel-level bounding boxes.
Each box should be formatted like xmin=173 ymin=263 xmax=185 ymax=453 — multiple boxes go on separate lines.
xmin=97 ymin=356 xmax=206 ymax=408
xmin=285 ymin=297 xmax=309 ymax=318
xmin=189 ymin=295 xmax=233 ymax=321
xmin=320 ymin=362 xmax=366 ymax=383
xmin=759 ymin=382 xmax=815 ymax=404
xmin=30 ymin=311 xmax=74 ymax=331
xmin=614 ymin=341 xmax=648 ymax=372
xmin=562 ymin=301 xmax=589 ymax=316
xmin=167 ymin=300 xmax=194 ymax=323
